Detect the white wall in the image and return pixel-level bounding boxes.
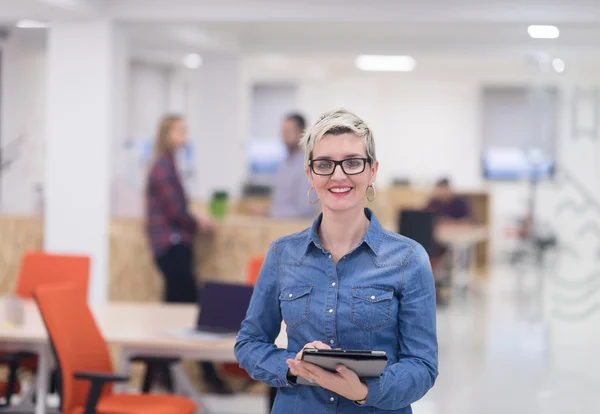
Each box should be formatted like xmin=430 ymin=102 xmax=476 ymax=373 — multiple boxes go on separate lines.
xmin=0 ymin=29 xmax=46 ymax=215
xmin=245 ymin=57 xmax=600 ymax=257
xmin=125 ymin=55 xmax=245 ymax=207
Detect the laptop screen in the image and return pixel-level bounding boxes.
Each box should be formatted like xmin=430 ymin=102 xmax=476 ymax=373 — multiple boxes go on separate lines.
xmin=196 ymin=282 xmax=254 ymax=332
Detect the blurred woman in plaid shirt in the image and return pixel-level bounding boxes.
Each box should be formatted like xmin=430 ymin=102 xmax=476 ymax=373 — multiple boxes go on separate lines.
xmin=145 ymin=114 xmax=231 ymax=394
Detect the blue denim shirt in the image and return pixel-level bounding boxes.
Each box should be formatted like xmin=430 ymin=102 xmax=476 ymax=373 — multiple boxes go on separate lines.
xmin=235 ymin=209 xmax=438 ymax=413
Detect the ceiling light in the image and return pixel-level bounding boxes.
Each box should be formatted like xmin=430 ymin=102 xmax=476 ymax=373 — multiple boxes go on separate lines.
xmin=527 ymin=25 xmax=559 ymax=39
xmin=552 ymin=58 xmax=565 ymax=73
xmin=355 ymin=55 xmax=416 ymax=72
xmin=183 ymin=53 xmax=202 ymax=69
xmin=16 ymin=19 xmax=48 ymax=29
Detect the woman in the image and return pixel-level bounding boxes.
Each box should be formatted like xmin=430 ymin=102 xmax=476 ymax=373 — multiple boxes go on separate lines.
xmin=145 ymin=114 xmax=230 ymax=394
xmin=235 ymin=109 xmax=438 ymax=413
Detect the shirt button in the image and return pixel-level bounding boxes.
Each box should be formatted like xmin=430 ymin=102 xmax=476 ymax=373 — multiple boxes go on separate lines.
xmin=371 ymin=295 xmax=376 ymax=300
xmin=328 ymin=254 xmax=332 ymax=258
xmin=331 ymin=282 xmax=336 ymax=287
xmin=329 ymin=309 xmax=333 ymax=313
xmin=329 ymin=340 xmax=335 ymax=345
xmin=330 ymin=397 xmax=335 ymax=402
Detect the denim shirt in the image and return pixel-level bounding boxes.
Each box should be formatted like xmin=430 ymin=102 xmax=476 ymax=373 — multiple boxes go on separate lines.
xmin=234 ymin=209 xmax=438 ymax=413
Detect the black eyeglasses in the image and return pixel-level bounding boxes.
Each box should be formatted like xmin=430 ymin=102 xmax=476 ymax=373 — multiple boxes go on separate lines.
xmin=309 ymin=158 xmax=371 ymax=176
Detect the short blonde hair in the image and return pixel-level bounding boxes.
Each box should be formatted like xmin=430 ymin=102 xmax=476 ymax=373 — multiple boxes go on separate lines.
xmin=299 ymin=108 xmax=376 ymax=168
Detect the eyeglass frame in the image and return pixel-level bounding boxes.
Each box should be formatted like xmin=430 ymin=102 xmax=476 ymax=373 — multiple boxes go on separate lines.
xmin=308 ymin=157 xmax=372 ymax=176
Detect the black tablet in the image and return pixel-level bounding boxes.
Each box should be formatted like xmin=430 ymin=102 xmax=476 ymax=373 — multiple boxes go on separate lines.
xmin=298 ymin=349 xmax=388 ymax=386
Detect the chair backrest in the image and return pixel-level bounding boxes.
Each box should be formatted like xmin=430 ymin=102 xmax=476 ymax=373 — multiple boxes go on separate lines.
xmin=398 ymin=209 xmax=436 ymax=255
xmin=16 ymin=251 xmax=90 ymax=299
xmin=34 ymin=283 xmax=113 ymax=413
xmin=246 ymin=255 xmax=265 ymax=286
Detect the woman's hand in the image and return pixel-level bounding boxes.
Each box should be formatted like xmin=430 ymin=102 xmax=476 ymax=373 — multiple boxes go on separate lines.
xmin=288 ymin=360 xmax=368 ymax=402
xmin=285 ymin=342 xmax=368 ymax=401
xmin=196 ymin=215 xmax=216 ymax=232
xmin=286 ymin=341 xmax=331 ymax=377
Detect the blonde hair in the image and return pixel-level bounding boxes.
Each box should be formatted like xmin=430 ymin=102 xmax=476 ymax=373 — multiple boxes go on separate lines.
xmin=151 ymin=114 xmax=183 ymax=162
xmin=299 ymin=108 xmax=376 ymax=168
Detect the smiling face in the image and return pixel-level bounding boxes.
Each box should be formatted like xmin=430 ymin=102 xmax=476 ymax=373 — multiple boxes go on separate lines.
xmin=307 ymin=132 xmax=378 ymax=214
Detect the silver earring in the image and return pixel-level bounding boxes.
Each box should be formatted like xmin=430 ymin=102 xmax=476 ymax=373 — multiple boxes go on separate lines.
xmin=307 ymin=187 xmax=320 ymax=204
xmin=366 ymin=184 xmax=376 ymax=202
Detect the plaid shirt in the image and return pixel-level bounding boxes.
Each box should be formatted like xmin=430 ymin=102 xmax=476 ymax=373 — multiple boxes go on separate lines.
xmin=145 ymin=152 xmax=197 ymax=256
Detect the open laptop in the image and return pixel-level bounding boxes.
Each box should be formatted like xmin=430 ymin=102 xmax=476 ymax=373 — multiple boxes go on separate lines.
xmin=194 ymin=282 xmax=254 ymax=335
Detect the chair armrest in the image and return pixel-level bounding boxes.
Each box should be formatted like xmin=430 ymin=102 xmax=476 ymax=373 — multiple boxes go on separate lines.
xmin=74 ymin=372 xmax=129 ymax=382
xmin=74 ymin=372 xmax=130 ymax=414
xmin=0 ymin=351 xmax=36 ymax=363
xmin=130 ymin=356 xmax=181 ymax=365
xmin=0 ymin=354 xmax=17 ymax=363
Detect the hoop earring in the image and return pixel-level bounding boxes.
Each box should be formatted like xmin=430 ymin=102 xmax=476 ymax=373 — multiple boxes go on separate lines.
xmin=366 ymin=184 xmax=376 ymax=202
xmin=307 ymin=187 xmax=320 ymax=204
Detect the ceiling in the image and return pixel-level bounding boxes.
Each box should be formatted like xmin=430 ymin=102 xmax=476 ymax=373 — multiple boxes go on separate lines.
xmin=2 ymin=0 xmax=600 ymax=67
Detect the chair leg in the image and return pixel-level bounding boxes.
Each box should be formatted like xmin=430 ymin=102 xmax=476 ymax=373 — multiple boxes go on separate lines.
xmin=141 ymin=363 xmax=154 ymax=393
xmin=1 ymin=358 xmax=20 ymax=407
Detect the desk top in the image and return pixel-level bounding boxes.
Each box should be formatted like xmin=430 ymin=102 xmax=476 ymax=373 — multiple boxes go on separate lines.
xmin=0 ymin=299 xmax=286 ymax=358
xmin=436 ymin=224 xmax=488 ymax=246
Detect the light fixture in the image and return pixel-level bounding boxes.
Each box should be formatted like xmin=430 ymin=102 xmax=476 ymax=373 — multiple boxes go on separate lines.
xmin=16 ymin=19 xmax=48 ymax=29
xmin=527 ymin=25 xmax=560 ymax=39
xmin=183 ymin=53 xmax=202 ymax=69
xmin=354 ymin=55 xmax=416 ymax=72
xmin=552 ymin=58 xmax=565 ymax=73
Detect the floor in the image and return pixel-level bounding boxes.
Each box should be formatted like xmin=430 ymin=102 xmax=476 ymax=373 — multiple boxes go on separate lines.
xmin=203 ymin=262 xmax=600 ymax=413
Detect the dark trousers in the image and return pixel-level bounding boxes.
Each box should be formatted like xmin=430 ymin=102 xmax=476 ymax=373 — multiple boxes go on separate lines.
xmin=269 ymin=387 xmax=277 ymax=412
xmin=154 ymin=243 xmax=223 ymax=386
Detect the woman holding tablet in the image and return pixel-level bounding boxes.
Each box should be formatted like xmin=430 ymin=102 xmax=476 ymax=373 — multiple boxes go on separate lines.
xmin=235 ymin=109 xmax=438 ymax=413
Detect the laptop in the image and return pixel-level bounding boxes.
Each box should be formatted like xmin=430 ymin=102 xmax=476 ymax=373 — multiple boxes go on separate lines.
xmin=194 ymin=282 xmax=254 ymax=335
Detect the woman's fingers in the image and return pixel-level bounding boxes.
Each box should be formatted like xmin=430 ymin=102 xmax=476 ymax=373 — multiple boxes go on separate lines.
xmin=309 ymin=341 xmax=332 ymax=350
xmin=285 ymin=359 xmax=299 ymax=376
xmin=296 ymin=340 xmax=332 ymax=361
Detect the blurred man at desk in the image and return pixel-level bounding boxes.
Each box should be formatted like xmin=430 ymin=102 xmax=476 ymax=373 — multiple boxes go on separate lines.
xmin=425 ymin=178 xmax=473 ymax=304
xmin=261 ymin=113 xmax=319 ymax=219
xmin=425 ymin=178 xmax=472 ymax=225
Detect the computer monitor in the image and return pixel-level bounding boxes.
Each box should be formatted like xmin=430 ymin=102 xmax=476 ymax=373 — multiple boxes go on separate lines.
xmin=195 ymin=282 xmax=254 ymax=334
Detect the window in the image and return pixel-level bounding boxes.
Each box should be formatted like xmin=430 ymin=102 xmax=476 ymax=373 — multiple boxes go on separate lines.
xmin=481 ymin=86 xmax=558 ymax=180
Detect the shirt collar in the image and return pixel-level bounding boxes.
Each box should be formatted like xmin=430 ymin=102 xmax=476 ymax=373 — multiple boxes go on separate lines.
xmin=303 ymin=208 xmax=383 ymax=256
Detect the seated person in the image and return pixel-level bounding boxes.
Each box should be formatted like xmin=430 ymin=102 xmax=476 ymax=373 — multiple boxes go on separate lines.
xmin=425 ymin=178 xmax=472 ymax=225
xmin=425 ymin=178 xmax=473 ymax=262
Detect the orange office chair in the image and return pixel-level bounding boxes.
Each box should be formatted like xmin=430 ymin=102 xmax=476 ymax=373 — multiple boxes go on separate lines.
xmin=15 ymin=251 xmax=91 ymax=299
xmin=0 ymin=251 xmax=91 ymax=406
xmin=34 ymin=283 xmax=196 ymax=414
xmin=220 ymin=255 xmax=265 ymax=389
xmin=245 ymin=255 xmax=265 ymax=286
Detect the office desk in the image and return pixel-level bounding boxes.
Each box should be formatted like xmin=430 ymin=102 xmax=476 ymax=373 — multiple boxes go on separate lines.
xmin=0 ymin=299 xmax=286 ymax=414
xmin=435 ymin=224 xmax=489 ymax=291
xmin=436 ymin=224 xmax=488 ymax=246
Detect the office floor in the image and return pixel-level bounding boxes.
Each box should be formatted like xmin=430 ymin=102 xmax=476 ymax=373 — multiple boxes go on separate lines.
xmin=203 ymin=263 xmax=600 ymax=414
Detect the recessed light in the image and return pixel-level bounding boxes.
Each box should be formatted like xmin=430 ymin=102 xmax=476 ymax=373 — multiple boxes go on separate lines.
xmin=552 ymin=58 xmax=565 ymax=73
xmin=527 ymin=25 xmax=559 ymax=39
xmin=183 ymin=53 xmax=202 ymax=69
xmin=354 ymin=55 xmax=416 ymax=72
xmin=16 ymin=19 xmax=48 ymax=29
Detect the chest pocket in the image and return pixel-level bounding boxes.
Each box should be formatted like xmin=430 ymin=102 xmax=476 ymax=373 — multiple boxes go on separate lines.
xmin=279 ymin=285 xmax=313 ymax=329
xmin=351 ymin=286 xmax=394 ymax=331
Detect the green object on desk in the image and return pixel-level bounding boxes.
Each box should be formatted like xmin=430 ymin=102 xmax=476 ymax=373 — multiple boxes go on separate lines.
xmin=210 ymin=191 xmax=229 ymax=218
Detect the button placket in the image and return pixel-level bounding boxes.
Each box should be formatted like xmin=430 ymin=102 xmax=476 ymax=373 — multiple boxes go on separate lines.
xmin=325 ymin=251 xmax=338 ymax=351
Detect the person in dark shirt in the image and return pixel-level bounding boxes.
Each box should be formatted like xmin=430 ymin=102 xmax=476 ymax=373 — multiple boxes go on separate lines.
xmin=425 ymin=178 xmax=472 ymax=224
xmin=424 ymin=178 xmax=473 ymax=264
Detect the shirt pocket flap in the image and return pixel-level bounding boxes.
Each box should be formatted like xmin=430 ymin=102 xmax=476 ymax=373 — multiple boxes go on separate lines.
xmin=279 ymin=285 xmax=313 ymax=301
xmin=352 ymin=287 xmax=394 ymax=303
